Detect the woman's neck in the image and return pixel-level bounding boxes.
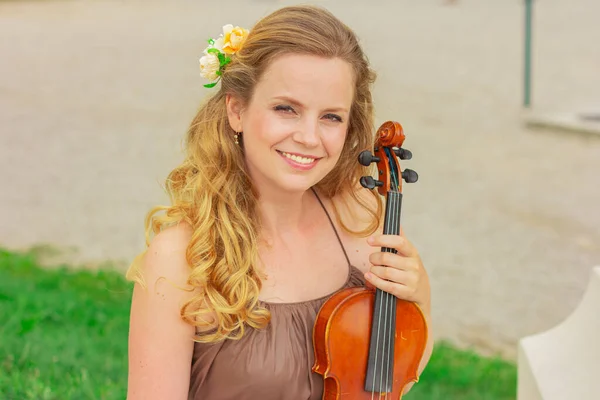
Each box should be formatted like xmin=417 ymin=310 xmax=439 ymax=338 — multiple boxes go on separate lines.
xmin=256 ymin=187 xmax=316 ymax=241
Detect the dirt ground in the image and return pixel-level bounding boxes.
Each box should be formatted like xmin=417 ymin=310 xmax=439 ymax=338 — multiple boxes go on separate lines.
xmin=1 ymin=0 xmax=599 ymax=359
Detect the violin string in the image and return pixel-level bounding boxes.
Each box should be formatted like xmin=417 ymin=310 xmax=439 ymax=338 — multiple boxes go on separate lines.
xmin=374 ymin=176 xmax=392 ymax=399
xmin=385 ymin=195 xmax=399 ymax=397
xmin=386 ymin=151 xmax=400 ymax=397
xmin=380 ymin=301 xmax=390 ymax=396
xmin=382 ymin=194 xmax=399 ymax=398
xmin=381 ymin=195 xmax=394 ymax=398
xmin=381 ymin=193 xmax=392 ymax=398
xmin=380 ymin=284 xmax=389 ymax=395
xmin=385 ymin=193 xmax=398 ymax=398
xmin=371 ymin=275 xmax=383 ymax=400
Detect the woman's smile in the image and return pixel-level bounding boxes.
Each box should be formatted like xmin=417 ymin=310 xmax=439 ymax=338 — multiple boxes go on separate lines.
xmin=276 ymin=150 xmax=321 ymax=171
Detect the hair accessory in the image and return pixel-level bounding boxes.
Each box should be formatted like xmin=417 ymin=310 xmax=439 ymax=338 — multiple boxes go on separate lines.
xmin=199 ymin=24 xmax=249 ymax=88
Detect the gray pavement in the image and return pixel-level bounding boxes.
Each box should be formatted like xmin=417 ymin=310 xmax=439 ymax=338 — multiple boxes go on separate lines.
xmin=1 ymin=0 xmax=599 ymax=359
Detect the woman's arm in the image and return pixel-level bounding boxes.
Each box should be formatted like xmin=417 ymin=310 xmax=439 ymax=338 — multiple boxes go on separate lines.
xmin=127 ymin=223 xmax=198 ymax=400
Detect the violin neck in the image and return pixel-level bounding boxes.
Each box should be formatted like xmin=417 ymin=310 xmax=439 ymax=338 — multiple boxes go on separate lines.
xmin=364 ymin=190 xmax=402 ymax=393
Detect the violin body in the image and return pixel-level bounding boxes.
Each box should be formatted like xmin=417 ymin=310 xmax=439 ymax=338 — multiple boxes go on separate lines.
xmin=312 ymin=121 xmax=428 ymax=399
xmin=312 ymin=287 xmax=427 ymax=399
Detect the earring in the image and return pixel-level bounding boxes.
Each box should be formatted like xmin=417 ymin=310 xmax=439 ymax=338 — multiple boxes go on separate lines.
xmin=234 ymin=131 xmax=242 ymax=145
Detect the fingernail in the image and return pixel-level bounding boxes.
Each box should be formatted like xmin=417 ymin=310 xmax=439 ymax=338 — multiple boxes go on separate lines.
xmin=367 ymin=236 xmax=375 ymax=244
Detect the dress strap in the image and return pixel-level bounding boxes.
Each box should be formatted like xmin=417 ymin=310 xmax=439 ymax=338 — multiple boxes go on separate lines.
xmin=311 ymin=187 xmax=352 ymax=266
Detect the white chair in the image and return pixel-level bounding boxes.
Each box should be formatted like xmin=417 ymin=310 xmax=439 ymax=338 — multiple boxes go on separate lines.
xmin=517 ymin=266 xmax=600 ymax=399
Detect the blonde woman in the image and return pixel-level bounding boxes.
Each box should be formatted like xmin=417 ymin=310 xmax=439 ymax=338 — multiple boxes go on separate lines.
xmin=126 ymin=5 xmax=433 ymax=400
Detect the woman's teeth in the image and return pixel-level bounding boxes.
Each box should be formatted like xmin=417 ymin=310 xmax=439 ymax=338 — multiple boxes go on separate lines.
xmin=280 ymin=151 xmax=316 ymax=164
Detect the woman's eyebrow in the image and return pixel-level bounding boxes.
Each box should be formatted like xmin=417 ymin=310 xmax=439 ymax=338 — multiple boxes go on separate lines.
xmin=271 ymin=96 xmax=305 ymax=108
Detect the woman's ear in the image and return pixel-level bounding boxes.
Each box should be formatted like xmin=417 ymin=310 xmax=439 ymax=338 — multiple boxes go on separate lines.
xmin=225 ymin=94 xmax=244 ymax=132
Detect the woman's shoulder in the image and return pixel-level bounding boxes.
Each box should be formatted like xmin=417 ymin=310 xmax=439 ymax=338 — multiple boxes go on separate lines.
xmin=138 ymin=222 xmax=195 ymax=288
xmin=147 ymin=222 xmax=194 ymax=255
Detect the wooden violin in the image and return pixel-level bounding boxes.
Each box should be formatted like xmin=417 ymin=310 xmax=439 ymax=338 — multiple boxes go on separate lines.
xmin=312 ymin=121 xmax=428 ymax=399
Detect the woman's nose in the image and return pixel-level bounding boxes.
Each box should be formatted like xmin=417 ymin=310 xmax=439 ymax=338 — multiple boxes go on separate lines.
xmin=293 ymin=118 xmax=320 ymax=147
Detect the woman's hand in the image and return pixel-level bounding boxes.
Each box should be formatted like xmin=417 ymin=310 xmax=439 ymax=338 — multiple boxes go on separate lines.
xmin=364 ymin=230 xmax=431 ymax=313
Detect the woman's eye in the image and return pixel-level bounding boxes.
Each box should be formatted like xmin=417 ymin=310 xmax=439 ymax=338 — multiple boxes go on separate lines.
xmin=274 ymin=105 xmax=295 ymax=113
xmin=324 ymin=113 xmax=343 ymax=123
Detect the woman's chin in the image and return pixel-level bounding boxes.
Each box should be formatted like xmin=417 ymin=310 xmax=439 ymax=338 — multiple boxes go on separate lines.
xmin=249 ymin=164 xmax=333 ymax=195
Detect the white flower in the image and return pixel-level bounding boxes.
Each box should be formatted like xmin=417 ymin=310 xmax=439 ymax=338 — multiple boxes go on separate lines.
xmin=211 ymin=37 xmax=224 ymax=53
xmin=204 ymin=36 xmax=224 ymax=55
xmin=199 ymin=52 xmax=220 ymax=80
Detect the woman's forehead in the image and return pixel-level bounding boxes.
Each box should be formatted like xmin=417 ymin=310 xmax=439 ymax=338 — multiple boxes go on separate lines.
xmin=254 ymin=54 xmax=354 ymax=108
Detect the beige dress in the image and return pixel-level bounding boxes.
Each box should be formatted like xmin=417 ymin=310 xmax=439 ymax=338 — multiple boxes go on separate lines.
xmin=188 ymin=191 xmax=367 ymax=400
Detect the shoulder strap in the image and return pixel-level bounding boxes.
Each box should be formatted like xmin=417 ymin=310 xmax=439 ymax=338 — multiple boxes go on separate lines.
xmin=311 ymin=187 xmax=351 ymax=266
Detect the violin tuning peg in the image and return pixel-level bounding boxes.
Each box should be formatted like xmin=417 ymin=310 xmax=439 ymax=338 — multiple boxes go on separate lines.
xmin=358 ymin=150 xmax=381 ymax=166
xmin=359 ymin=176 xmax=374 ymax=189
xmin=360 ymin=176 xmax=383 ymax=189
xmin=402 ymin=168 xmax=418 ymax=183
xmin=393 ymin=148 xmax=412 ymax=160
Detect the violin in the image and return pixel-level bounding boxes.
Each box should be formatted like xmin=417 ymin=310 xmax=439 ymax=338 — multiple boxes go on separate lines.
xmin=312 ymin=121 xmax=428 ymax=399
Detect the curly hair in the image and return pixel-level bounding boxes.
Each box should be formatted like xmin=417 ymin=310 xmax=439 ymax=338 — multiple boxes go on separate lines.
xmin=126 ymin=5 xmax=382 ymax=343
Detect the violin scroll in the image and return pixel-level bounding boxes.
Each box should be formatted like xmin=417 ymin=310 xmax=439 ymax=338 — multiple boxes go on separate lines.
xmin=358 ymin=121 xmax=418 ymax=195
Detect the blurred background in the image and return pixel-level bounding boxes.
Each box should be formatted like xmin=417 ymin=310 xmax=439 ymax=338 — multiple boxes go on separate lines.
xmin=1 ymin=0 xmax=599 ymax=398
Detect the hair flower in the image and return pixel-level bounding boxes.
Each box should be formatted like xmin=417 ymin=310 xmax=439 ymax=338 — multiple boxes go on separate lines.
xmin=199 ymin=24 xmax=249 ymax=88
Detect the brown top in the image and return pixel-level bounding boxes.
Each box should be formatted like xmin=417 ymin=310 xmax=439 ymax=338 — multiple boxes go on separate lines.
xmin=188 ymin=190 xmax=367 ymax=400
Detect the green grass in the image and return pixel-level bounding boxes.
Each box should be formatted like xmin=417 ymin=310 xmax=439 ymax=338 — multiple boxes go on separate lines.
xmin=0 ymin=249 xmax=131 ymax=400
xmin=406 ymin=342 xmax=517 ymax=399
xmin=0 ymin=248 xmax=517 ymax=399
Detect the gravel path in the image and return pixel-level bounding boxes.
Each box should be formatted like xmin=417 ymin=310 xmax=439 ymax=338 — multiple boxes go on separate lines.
xmin=2 ymin=0 xmax=599 ymax=358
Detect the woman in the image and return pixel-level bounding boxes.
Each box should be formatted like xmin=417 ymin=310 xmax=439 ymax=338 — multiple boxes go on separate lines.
xmin=126 ymin=5 xmax=433 ymax=400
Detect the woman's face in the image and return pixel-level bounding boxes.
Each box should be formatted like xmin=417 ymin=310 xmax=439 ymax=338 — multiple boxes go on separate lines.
xmin=227 ymin=53 xmax=354 ymax=195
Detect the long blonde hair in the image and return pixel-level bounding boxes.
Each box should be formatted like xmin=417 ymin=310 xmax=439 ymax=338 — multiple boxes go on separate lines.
xmin=127 ymin=5 xmax=382 ymax=343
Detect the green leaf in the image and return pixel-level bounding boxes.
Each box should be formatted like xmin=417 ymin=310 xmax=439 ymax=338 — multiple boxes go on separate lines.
xmin=215 ymin=70 xmax=222 ymax=77
xmin=218 ymin=54 xmax=232 ymax=68
xmin=203 ymin=81 xmax=218 ymax=88
xmin=207 ymin=48 xmax=220 ymax=55
xmin=208 ymin=38 xmax=215 ymax=45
